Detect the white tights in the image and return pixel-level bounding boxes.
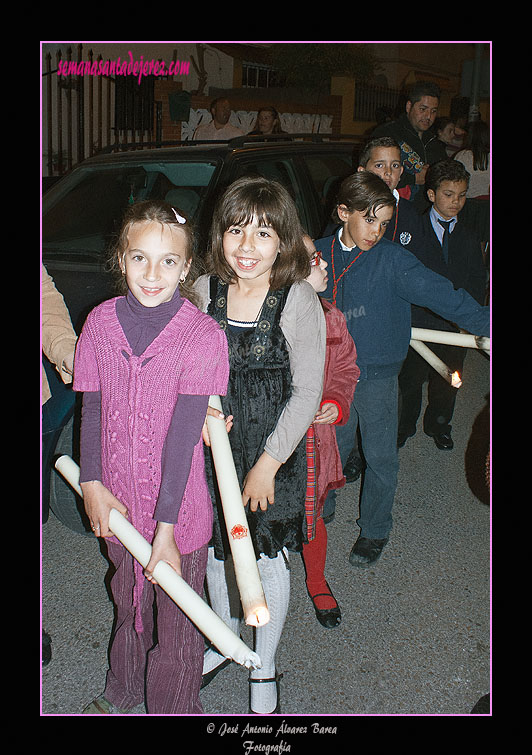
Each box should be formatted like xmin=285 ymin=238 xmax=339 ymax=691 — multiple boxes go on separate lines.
xmin=203 ymin=546 xmax=290 ymax=713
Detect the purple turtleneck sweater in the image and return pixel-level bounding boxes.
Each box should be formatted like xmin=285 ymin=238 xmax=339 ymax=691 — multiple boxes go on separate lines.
xmin=79 ymin=288 xmax=209 ymax=524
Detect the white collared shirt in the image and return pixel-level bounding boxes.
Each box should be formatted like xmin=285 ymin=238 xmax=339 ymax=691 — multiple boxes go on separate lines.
xmin=430 ymin=207 xmax=458 ymax=246
xmin=337 ymin=227 xmax=355 ymax=252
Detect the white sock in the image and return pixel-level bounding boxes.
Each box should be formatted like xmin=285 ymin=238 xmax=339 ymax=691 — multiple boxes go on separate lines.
xmin=203 ymin=547 xmax=241 ymax=675
xmin=250 ymin=549 xmax=290 ymax=713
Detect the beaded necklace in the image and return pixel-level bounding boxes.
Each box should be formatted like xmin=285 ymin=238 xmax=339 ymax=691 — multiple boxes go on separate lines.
xmin=331 ymin=201 xmax=399 ymax=304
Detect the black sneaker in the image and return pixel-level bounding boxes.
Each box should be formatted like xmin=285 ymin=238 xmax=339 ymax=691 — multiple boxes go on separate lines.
xmin=425 ymin=430 xmax=454 ymax=450
xmin=343 ymin=452 xmax=365 ymax=483
xmin=349 ymin=536 xmax=388 ymax=568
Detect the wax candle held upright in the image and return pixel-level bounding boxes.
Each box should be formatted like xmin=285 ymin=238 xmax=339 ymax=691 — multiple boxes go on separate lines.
xmin=206 ymin=395 xmax=270 ymax=627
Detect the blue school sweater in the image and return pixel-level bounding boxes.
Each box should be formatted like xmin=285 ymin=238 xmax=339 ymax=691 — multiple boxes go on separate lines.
xmin=315 ymin=232 xmax=490 ymax=381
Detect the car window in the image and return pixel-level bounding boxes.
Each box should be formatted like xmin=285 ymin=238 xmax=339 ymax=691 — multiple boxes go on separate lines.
xmin=43 ymin=161 xmax=218 ymax=259
xmin=230 ymin=157 xmax=310 ymax=233
xmin=300 ymin=153 xmax=354 ymax=236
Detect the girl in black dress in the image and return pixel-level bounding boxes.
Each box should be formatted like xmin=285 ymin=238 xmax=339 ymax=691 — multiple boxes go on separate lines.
xmin=195 ymin=176 xmax=326 ymax=713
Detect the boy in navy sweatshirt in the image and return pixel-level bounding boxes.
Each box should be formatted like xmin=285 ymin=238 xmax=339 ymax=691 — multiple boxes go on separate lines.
xmin=315 ymin=171 xmax=489 ymax=567
xmin=342 ymin=135 xmax=424 ymax=483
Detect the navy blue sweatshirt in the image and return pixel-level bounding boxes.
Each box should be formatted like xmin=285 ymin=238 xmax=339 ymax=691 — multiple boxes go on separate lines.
xmin=314 ymin=232 xmax=490 ymax=381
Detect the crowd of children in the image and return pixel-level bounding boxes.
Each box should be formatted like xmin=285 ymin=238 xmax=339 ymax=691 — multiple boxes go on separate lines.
xmin=45 ymin=133 xmax=489 ymax=715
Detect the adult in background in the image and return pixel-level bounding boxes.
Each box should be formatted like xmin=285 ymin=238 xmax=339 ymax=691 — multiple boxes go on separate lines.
xmin=248 ymin=106 xmax=285 ymax=136
xmin=42 ymin=264 xmax=78 ymax=667
xmin=454 ymin=120 xmax=490 ymax=199
xmin=453 ymin=120 xmax=490 ymax=252
xmin=193 ymin=97 xmax=244 ymax=141
xmin=372 ymin=81 xmax=447 ymax=210
xmin=433 ymin=116 xmax=466 ymax=157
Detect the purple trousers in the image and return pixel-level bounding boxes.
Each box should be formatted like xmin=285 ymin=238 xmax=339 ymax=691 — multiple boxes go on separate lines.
xmin=104 ymin=540 xmax=208 ymax=714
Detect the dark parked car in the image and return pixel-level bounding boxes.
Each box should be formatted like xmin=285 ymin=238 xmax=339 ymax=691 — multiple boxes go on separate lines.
xmin=42 ymin=134 xmax=362 ymax=533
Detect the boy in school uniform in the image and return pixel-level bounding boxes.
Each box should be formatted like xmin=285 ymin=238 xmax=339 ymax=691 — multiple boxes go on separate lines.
xmin=358 ymin=135 xmax=422 ymax=250
xmin=342 ymin=136 xmax=424 ymax=483
xmin=397 ymin=159 xmax=488 ymax=450
xmin=314 ymin=171 xmax=489 ymax=567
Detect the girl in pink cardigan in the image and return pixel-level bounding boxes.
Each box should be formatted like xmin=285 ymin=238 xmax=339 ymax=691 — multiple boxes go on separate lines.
xmin=73 ymin=201 xmax=229 ymax=715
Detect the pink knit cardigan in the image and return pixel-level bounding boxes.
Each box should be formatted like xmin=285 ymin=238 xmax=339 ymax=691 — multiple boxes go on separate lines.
xmin=73 ymin=296 xmax=229 ymax=554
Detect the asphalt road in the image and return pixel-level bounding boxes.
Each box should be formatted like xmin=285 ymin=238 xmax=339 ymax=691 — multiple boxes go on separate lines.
xmin=41 ymin=347 xmax=490 ymax=723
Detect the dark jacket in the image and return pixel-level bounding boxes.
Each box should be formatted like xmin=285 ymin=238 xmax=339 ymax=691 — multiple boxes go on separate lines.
xmin=372 ymin=113 xmax=448 ymax=190
xmin=408 ymin=211 xmax=487 ymax=332
xmin=314 ymin=232 xmax=490 ymax=381
xmin=385 ymin=195 xmax=422 ymax=250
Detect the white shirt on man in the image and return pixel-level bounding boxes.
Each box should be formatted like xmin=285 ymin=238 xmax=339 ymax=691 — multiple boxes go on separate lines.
xmin=193 ymin=120 xmax=244 ymax=140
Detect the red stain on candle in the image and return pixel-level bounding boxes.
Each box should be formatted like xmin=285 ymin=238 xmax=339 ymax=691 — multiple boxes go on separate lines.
xmin=230 ymin=524 xmax=248 ymax=540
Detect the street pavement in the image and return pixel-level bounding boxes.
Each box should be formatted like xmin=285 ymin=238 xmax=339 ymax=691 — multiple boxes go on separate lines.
xmin=41 ymin=348 xmax=490 ymax=721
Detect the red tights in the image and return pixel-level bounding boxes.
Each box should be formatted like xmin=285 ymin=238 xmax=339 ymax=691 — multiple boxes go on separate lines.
xmin=301 ymin=517 xmax=337 ymax=610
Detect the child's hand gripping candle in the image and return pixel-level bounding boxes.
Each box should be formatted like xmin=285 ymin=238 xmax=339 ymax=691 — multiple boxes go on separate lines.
xmin=206 ymin=395 xmax=270 ymax=627
xmin=54 ymin=455 xmax=261 ymax=669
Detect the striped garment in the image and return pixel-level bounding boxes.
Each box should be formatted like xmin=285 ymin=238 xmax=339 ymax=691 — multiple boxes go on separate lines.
xmin=305 ymin=425 xmax=317 ymax=541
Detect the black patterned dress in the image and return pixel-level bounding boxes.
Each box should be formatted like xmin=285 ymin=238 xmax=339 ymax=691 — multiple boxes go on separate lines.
xmin=204 ymin=277 xmax=308 ymax=561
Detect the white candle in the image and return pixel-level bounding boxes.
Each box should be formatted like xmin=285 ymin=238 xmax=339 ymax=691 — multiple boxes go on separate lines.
xmin=53 ymin=455 xmax=262 ymax=669
xmin=207 ymin=396 xmax=270 ymax=628
xmin=411 ymin=327 xmax=490 ymax=353
xmin=409 ymin=339 xmax=462 ymax=388
xmin=54 ymin=454 xmax=84 ymax=496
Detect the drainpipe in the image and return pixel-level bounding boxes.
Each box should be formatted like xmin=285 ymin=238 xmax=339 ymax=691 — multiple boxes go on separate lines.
xmin=468 ymin=43 xmax=484 ymax=123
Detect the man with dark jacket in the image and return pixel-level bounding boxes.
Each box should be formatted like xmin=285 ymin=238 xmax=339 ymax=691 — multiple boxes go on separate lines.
xmin=372 ymin=81 xmax=447 ymax=209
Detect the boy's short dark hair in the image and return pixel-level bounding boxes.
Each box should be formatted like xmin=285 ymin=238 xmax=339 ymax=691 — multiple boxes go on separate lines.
xmin=358 ymin=136 xmax=401 ymax=168
xmin=425 ymin=159 xmax=471 ymax=193
xmin=337 ymin=171 xmax=395 ymax=216
xmin=407 ymin=81 xmax=441 ymax=104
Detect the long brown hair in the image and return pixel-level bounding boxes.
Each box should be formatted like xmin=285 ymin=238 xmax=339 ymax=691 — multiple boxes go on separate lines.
xmin=207 ymin=176 xmax=310 ymax=290
xmin=109 ymin=199 xmax=201 ymax=307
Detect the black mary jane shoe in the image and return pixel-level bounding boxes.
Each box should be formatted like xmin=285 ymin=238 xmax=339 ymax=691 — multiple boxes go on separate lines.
xmin=308 ymin=583 xmax=341 ymax=629
xmin=248 ymin=672 xmax=283 ymax=714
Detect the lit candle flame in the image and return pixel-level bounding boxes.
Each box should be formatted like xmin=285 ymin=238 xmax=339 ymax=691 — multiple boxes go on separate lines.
xmin=246 ymin=606 xmax=271 ymax=627
xmin=451 ymin=371 xmax=462 ymax=388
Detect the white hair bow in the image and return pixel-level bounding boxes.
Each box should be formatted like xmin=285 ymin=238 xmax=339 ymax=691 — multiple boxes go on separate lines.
xmin=172 ymin=208 xmax=186 ymax=224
